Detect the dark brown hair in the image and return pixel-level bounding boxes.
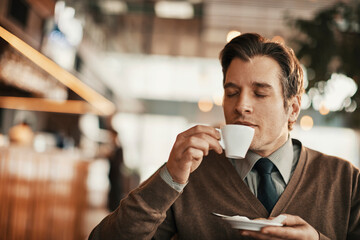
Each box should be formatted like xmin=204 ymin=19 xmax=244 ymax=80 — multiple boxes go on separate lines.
xmin=219 ymin=33 xmax=304 ymax=129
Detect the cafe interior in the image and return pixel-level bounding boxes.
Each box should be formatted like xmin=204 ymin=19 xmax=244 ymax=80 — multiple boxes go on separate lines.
xmin=0 ymin=0 xmax=359 ymax=239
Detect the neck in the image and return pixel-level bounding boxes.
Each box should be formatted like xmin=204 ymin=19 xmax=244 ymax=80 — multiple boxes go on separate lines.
xmin=252 ymin=134 xmax=289 ymax=157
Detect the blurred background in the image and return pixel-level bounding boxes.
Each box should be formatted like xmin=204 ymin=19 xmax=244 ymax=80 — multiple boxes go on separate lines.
xmin=0 ymin=0 xmax=359 ymax=239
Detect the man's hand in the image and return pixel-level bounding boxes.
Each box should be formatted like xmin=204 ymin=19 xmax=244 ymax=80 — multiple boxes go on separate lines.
xmin=239 ymin=214 xmax=319 ymax=240
xmin=166 ymin=125 xmax=223 ymax=184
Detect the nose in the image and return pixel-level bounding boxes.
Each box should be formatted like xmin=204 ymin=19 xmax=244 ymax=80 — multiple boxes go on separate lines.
xmin=235 ymin=92 xmax=253 ymax=114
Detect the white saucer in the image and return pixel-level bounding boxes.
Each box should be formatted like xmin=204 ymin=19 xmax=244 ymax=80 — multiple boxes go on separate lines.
xmin=213 ymin=213 xmax=285 ymax=231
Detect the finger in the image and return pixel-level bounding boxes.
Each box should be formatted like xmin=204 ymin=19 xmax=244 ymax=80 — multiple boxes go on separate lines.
xmin=280 ymin=214 xmax=306 ymax=226
xmin=243 ymin=215 xmax=299 ymax=239
xmin=260 ymin=226 xmax=302 ymax=239
xmin=260 ymin=215 xmax=316 ymax=240
xmin=239 ymin=230 xmax=284 ymax=240
xmin=176 ymin=126 xmax=222 ymax=155
xmin=170 ymin=148 xmax=203 ymax=176
xmin=182 ymin=148 xmax=205 ymax=174
xmin=181 ymin=136 xmax=212 ymax=156
xmin=180 ymin=132 xmax=222 ymax=156
xmin=184 ymin=147 xmax=204 ymax=161
xmin=259 ymin=215 xmax=298 ymax=237
xmin=182 ymin=125 xmax=221 ymax=140
xmin=194 ymin=132 xmax=223 ymax=155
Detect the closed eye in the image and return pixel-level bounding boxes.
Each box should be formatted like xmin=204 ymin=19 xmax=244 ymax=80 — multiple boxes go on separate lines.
xmin=255 ymin=92 xmax=267 ymax=98
xmin=252 ymin=82 xmax=273 ymax=98
xmin=226 ymin=92 xmax=239 ymax=97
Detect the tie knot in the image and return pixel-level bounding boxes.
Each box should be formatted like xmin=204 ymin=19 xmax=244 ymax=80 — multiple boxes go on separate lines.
xmin=254 ymin=158 xmax=274 ymax=175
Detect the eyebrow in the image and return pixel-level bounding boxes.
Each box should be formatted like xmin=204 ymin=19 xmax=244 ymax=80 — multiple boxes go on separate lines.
xmin=223 ymin=82 xmax=238 ymax=89
xmin=252 ymin=82 xmax=273 ymax=90
xmin=223 ymin=81 xmax=274 ymax=90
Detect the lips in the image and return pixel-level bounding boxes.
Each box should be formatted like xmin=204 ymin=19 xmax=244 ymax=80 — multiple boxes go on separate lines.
xmin=234 ymin=121 xmax=257 ymax=128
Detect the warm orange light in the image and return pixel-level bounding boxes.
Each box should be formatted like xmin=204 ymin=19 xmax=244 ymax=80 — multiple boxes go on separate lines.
xmin=300 ymin=115 xmax=314 ymax=131
xmin=319 ymin=102 xmax=330 ymax=115
xmin=198 ymin=98 xmax=213 ymax=112
xmin=0 ymin=26 xmax=116 ymax=116
xmin=0 ymin=97 xmax=101 ymax=115
xmin=226 ymin=30 xmax=241 ymax=42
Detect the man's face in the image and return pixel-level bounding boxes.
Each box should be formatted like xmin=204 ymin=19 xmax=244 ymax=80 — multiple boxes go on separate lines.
xmin=222 ymin=56 xmax=299 ymax=157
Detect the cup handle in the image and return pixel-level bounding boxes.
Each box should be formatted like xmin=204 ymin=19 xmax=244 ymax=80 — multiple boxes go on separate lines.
xmin=216 ymin=128 xmax=225 ymax=149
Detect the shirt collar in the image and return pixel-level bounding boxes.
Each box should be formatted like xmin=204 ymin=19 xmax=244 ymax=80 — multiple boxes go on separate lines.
xmin=233 ymin=137 xmax=294 ymax=184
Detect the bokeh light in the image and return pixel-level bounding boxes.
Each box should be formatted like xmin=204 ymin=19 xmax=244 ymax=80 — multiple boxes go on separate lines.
xmin=198 ymin=98 xmax=214 ymax=112
xmin=212 ymin=94 xmax=223 ymax=106
xmin=301 ymin=93 xmax=311 ymax=110
xmin=319 ymin=102 xmax=330 ymax=115
xmin=308 ymin=73 xmax=357 ymax=112
xmin=300 ymin=115 xmax=314 ymax=131
xmin=226 ymin=30 xmax=241 ymax=42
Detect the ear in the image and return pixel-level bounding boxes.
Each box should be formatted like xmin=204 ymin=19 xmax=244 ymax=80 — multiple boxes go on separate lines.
xmin=288 ymin=95 xmax=301 ymax=122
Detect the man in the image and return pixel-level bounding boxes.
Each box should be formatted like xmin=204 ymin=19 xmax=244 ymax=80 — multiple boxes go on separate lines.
xmin=89 ymin=33 xmax=360 ymax=239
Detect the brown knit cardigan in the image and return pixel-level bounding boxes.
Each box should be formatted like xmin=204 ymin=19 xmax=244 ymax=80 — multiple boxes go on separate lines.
xmin=89 ymin=140 xmax=360 ymax=240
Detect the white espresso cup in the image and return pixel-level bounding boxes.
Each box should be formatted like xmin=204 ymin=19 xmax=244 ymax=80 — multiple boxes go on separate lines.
xmin=218 ymin=124 xmax=255 ymax=159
